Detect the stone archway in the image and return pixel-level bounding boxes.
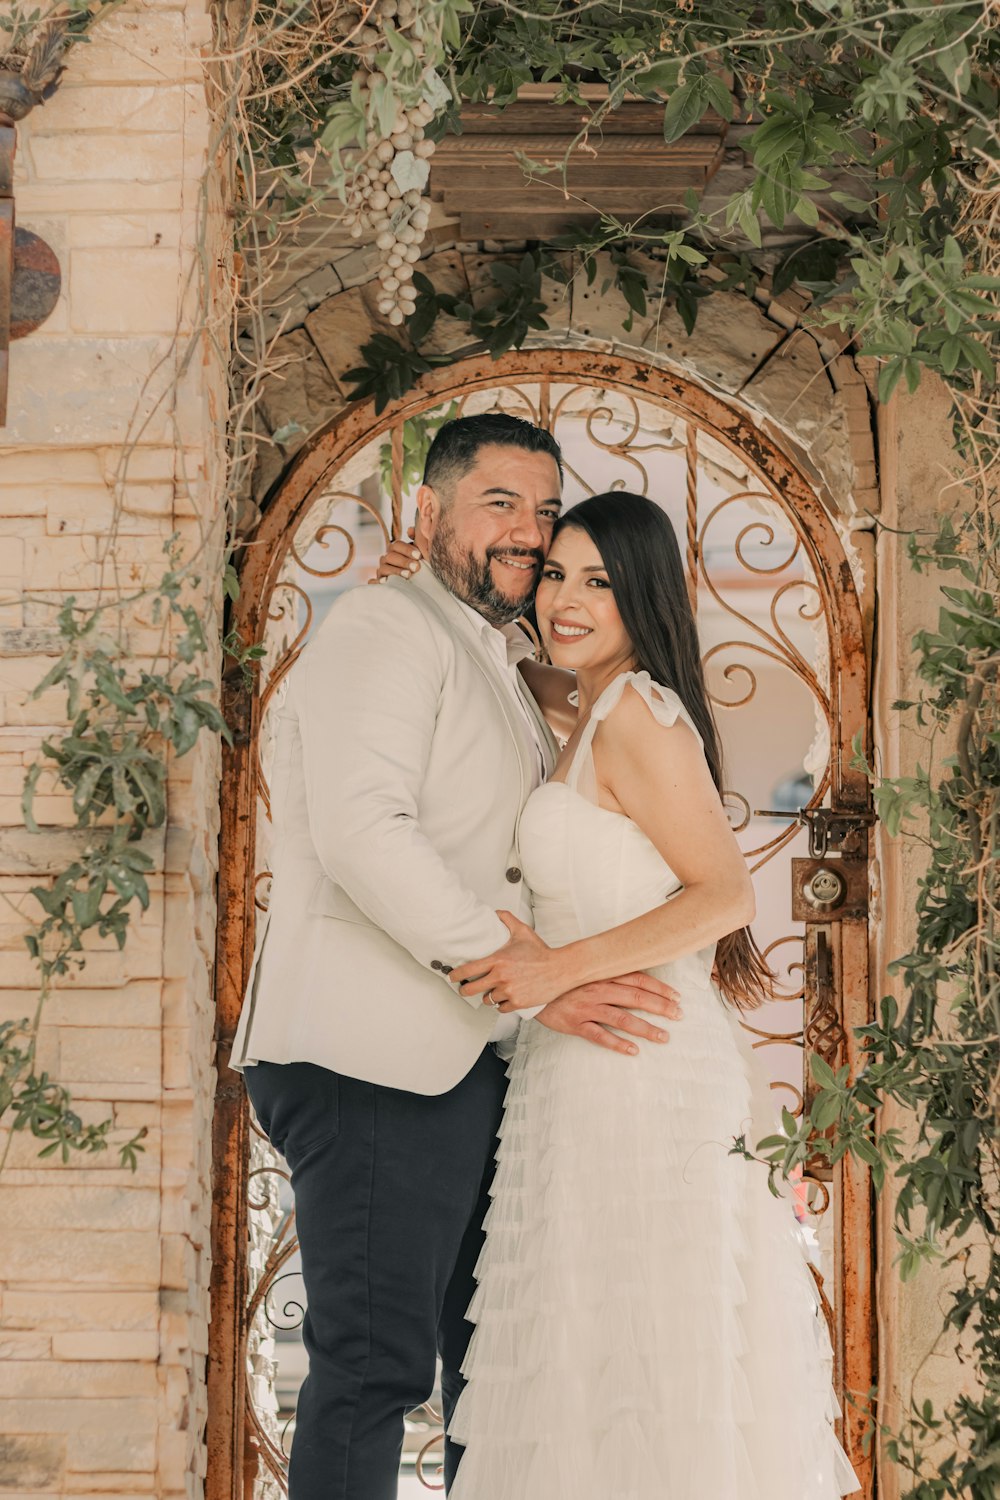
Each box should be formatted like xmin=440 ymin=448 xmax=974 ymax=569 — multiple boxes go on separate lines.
xmin=252 ymin=245 xmax=879 ymax=529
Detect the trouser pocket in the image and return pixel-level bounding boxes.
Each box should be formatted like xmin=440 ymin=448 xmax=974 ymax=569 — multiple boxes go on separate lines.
xmin=244 ymin=1059 xmax=341 ymax=1167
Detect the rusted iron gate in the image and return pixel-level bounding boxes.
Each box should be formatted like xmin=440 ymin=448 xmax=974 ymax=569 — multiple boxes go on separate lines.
xmin=209 ymin=348 xmax=876 ymax=1500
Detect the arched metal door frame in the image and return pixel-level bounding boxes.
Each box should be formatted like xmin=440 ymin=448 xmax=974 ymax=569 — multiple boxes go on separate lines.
xmin=208 ymin=348 xmax=875 ymax=1500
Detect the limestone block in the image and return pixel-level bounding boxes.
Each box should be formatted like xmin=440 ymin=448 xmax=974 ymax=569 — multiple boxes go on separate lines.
xmin=0 ymin=449 xmax=105 ymax=488
xmin=64 ymin=9 xmax=205 ymax=86
xmin=258 ymin=329 xmax=343 ymax=450
xmin=329 ymin=241 xmax=384 ymax=291
xmin=36 ymin=85 xmax=194 ymax=137
xmin=417 ymin=251 xmax=474 ymax=357
xmin=294 ymin=263 xmax=344 ymax=311
xmin=4 ymin=339 xmax=176 ymax=447
xmin=21 ymin=983 xmax=161 ymax=1030
xmin=68 ymin=214 xmax=184 ymax=250
xmin=3 ymin=1290 xmax=158 ymax=1337
xmin=0 ymin=1184 xmax=159 ymax=1231
xmin=18 ymin=182 xmax=186 ymax=218
xmin=741 ymin=331 xmax=857 ymax=508
xmin=305 ymin=286 xmax=379 ymax=395
xmin=70 ymin=248 xmax=188 ymax=337
xmin=0 ymin=1434 xmax=64 ymax=1490
xmin=67 ymin=1407 xmax=157 ymax=1473
xmin=0 ymin=1331 xmax=51 ymax=1359
xmin=52 ymin=1331 xmax=160 ymax=1363
xmin=0 ymin=1230 xmax=160 ymax=1285
xmin=569 ymin=256 xmax=657 ymax=346
xmin=28 ymin=135 xmax=186 ymax=189
xmin=0 ymin=1357 xmax=157 ymax=1400
xmin=55 ymin=1027 xmax=160 ymax=1087
xmin=637 ymin=289 xmax=785 ymax=396
xmin=0 ymin=628 xmax=62 ymax=656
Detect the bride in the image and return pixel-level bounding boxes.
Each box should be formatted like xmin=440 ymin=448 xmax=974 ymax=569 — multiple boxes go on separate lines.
xmin=382 ymin=490 xmax=860 ymax=1499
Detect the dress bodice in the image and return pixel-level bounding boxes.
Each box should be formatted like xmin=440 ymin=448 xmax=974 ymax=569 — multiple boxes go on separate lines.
xmin=517 ymin=671 xmax=718 ymax=993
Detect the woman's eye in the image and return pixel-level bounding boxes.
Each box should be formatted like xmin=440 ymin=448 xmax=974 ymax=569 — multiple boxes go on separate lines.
xmin=588 ymin=577 xmax=611 ymax=589
xmin=541 ymin=569 xmax=563 ymax=581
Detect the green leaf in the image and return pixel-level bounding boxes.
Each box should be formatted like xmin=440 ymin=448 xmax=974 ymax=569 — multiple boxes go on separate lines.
xmin=702 ymin=74 xmax=733 ymax=122
xmin=792 ymin=196 xmax=820 ymax=228
xmin=662 ymin=82 xmax=706 ymax=145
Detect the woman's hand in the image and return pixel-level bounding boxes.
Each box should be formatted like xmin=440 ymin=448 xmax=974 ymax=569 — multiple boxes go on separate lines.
xmin=368 ymin=525 xmax=425 ymax=584
xmin=449 ymin=912 xmax=571 ymax=1012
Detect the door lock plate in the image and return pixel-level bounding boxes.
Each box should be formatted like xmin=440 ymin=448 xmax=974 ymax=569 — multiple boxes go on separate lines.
xmin=791 ymin=857 xmax=868 ymax=922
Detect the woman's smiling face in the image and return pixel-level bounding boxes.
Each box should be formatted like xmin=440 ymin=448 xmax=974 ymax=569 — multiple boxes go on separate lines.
xmin=534 ymin=523 xmax=636 ymax=677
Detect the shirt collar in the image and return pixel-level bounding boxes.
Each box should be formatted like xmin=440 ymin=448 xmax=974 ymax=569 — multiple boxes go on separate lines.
xmin=453 ymin=596 xmax=536 ymax=667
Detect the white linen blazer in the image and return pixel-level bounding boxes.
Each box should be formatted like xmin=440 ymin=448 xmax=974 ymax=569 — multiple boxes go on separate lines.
xmin=230 ymin=565 xmax=559 ymax=1095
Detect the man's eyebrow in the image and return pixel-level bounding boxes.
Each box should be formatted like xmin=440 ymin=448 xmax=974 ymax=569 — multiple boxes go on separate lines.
xmin=481 ymin=486 xmax=562 ymax=508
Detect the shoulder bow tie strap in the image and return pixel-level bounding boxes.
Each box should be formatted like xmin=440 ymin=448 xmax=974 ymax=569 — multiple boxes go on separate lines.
xmin=565 ymin=670 xmax=703 ymax=803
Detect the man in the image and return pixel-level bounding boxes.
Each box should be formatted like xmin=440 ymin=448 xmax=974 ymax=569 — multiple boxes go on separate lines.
xmin=231 ymin=413 xmax=682 ymax=1500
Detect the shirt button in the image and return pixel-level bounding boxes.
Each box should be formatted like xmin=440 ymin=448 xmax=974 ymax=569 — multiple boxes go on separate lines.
xmin=430 ymin=959 xmax=443 ymax=971
xmin=505 ymin=867 xmax=522 ymax=883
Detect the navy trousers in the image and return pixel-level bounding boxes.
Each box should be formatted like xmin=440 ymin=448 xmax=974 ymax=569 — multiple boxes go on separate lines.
xmin=244 ymin=1046 xmax=507 ymax=1500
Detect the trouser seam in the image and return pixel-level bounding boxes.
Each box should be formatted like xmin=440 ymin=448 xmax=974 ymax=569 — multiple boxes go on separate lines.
xmin=339 ymin=1086 xmax=376 ymax=1499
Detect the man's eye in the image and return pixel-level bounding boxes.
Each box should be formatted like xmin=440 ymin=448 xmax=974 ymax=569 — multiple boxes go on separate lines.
xmin=538 ymin=509 xmax=560 ymax=522
xmin=491 ymin=500 xmax=513 ymax=509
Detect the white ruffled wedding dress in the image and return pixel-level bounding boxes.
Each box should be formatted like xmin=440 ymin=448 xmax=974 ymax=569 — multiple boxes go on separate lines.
xmin=449 ymin=671 xmax=861 ymax=1500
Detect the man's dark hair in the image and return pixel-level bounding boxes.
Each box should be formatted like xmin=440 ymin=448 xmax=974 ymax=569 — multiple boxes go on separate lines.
xmin=422 ymin=413 xmax=563 ymax=498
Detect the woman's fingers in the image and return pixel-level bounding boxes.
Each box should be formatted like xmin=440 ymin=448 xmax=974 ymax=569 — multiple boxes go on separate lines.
xmin=372 ymin=538 xmax=425 ymax=582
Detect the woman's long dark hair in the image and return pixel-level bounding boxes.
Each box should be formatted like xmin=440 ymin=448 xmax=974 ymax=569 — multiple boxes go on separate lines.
xmin=556 ymin=491 xmax=774 ymax=1011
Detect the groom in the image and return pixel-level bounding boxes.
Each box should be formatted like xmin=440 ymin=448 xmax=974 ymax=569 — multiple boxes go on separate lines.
xmin=231 ymin=413 xmax=682 ymax=1500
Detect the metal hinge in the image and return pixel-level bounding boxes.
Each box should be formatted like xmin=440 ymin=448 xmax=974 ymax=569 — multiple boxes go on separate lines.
xmin=752 ymin=805 xmax=875 ymax=858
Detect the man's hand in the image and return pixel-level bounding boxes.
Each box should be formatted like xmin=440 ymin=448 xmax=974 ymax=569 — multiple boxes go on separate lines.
xmin=536 ymin=973 xmax=683 ymax=1056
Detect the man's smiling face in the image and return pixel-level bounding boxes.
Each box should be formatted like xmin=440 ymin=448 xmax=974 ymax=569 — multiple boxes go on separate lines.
xmin=417 ymin=443 xmax=563 ymax=626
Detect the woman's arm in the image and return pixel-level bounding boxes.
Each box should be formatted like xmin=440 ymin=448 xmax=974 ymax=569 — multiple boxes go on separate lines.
xmin=518 ymin=658 xmax=578 ymax=741
xmin=554 ymin=686 xmax=754 ymax=988
xmin=450 ymin=684 xmax=754 ymax=1009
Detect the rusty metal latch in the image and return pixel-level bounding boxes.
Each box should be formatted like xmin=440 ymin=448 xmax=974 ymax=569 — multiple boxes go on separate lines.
xmin=753 ymin=804 xmax=875 ymax=858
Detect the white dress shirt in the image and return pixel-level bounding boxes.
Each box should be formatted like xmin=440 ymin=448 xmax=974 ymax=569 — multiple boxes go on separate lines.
xmin=454 ymin=599 xmax=547 ymax=1043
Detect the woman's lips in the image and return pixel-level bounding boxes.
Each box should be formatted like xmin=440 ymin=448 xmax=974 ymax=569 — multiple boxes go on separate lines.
xmin=549 ymin=620 xmax=593 ymax=640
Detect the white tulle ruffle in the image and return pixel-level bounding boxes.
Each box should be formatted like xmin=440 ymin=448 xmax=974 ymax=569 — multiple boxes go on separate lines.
xmin=449 ymin=1003 xmax=861 ymax=1500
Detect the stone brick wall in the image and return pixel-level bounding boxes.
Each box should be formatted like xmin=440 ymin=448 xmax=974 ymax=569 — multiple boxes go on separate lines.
xmin=0 ymin=2 xmax=228 ymax=1497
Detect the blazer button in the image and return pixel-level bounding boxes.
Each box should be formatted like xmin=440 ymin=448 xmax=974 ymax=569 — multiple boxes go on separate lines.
xmin=505 ymin=866 xmax=522 ymax=883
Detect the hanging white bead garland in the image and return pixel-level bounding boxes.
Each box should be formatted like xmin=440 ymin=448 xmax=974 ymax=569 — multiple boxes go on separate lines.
xmin=341 ymin=0 xmax=439 ymax=326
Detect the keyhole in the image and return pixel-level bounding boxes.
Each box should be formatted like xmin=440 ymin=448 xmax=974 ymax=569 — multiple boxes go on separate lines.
xmin=804 ymin=867 xmax=846 ymax=910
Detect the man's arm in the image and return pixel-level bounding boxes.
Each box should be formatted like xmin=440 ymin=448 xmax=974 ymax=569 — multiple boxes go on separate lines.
xmin=295 ymin=585 xmax=509 ymax=1005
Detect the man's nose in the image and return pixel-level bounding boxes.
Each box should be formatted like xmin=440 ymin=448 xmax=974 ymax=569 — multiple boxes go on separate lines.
xmin=508 ymin=510 xmax=544 ymax=549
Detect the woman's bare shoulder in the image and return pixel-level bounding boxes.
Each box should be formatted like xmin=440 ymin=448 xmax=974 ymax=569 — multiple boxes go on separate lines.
xmin=518 ymin=658 xmax=578 ymax=740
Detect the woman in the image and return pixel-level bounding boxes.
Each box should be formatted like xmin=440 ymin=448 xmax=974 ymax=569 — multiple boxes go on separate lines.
xmin=379 ymin=492 xmax=860 ymax=1498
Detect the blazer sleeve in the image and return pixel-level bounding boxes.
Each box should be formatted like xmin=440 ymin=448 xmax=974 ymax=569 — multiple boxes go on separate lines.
xmin=294 ymin=583 xmax=510 ymax=1006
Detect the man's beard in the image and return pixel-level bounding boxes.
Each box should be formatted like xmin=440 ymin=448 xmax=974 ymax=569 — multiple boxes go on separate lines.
xmin=430 ymin=519 xmax=543 ymax=627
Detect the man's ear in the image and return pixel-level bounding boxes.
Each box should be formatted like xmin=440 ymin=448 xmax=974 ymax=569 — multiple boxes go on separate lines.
xmin=415 ymin=483 xmax=441 ymax=543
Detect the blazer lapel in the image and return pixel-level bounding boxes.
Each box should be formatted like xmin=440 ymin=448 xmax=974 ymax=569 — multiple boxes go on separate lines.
xmin=400 ymin=568 xmax=541 ymax=797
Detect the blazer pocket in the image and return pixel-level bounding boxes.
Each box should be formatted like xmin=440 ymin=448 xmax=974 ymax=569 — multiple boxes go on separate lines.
xmin=307 ymin=876 xmax=373 ymax=927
